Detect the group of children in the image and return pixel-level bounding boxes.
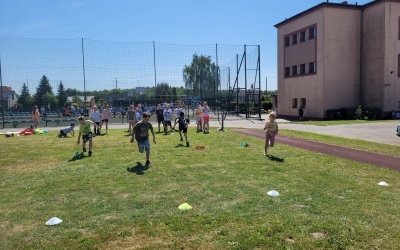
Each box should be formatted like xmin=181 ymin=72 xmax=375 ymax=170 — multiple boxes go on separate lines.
xmin=89 ymin=104 xmax=113 ymax=135
xmin=194 ymin=102 xmax=211 ymax=133
xmin=58 ymin=101 xmax=279 ymax=164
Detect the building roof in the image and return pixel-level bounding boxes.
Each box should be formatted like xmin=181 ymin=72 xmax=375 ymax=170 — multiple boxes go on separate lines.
xmin=0 ymin=86 xmax=15 ymax=93
xmin=273 ymin=0 xmax=392 ymax=28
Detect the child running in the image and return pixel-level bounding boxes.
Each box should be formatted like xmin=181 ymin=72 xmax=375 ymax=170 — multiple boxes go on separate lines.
xmin=178 ymin=112 xmax=190 ymax=147
xmin=58 ymin=123 xmax=75 ymax=138
xmin=130 ymin=112 xmax=156 ymax=165
xmin=77 ymin=116 xmax=99 ymax=157
xmin=263 ymin=112 xmax=279 ymax=156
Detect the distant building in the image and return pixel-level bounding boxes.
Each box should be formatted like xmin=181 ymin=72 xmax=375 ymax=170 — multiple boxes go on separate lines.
xmin=0 ymin=86 xmax=17 ymax=110
xmin=67 ymin=96 xmax=95 ymax=106
xmin=275 ymin=0 xmax=400 ymax=119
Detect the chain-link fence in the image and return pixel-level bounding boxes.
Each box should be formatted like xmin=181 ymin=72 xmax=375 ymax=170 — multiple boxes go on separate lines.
xmin=0 ymin=36 xmax=261 ymax=128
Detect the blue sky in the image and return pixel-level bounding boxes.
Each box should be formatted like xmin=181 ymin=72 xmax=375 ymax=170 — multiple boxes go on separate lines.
xmin=0 ymin=0 xmax=370 ymax=93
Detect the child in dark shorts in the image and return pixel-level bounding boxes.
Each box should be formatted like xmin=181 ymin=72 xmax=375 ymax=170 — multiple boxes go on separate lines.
xmin=178 ymin=112 xmax=190 ymax=147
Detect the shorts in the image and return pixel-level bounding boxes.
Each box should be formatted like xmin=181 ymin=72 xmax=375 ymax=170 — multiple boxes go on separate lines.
xmin=265 ymin=131 xmax=276 ymax=147
xmin=59 ymin=130 xmax=67 ymax=137
xmin=82 ymin=132 xmax=93 ymax=142
xmin=137 ymin=138 xmax=150 ymax=153
xmin=196 ymin=117 xmax=202 ymax=122
xmin=203 ymin=115 xmax=210 ymax=121
xmin=164 ymin=120 xmax=172 ymax=126
xmin=179 ymin=126 xmax=188 ymax=134
xmin=101 ymin=119 xmax=109 ymax=123
xmin=157 ymin=117 xmax=164 ymax=124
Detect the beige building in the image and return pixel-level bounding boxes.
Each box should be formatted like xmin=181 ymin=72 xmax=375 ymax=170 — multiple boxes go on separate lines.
xmin=275 ymin=0 xmax=400 ymax=119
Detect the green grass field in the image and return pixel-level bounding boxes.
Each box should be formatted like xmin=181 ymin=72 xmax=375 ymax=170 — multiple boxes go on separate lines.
xmin=1 ymin=127 xmax=400 ymax=249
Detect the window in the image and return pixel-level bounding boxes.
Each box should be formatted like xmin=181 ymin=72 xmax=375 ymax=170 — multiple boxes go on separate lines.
xmin=292 ymin=98 xmax=298 ymax=108
xmin=300 ymin=31 xmax=307 ymax=42
xmin=292 ymin=65 xmax=298 ymax=75
xmin=284 ymin=67 xmax=290 ymax=77
xmin=398 ymin=54 xmax=400 ymax=78
xmin=309 ymin=27 xmax=316 ymax=39
xmin=284 ymin=36 xmax=290 ymax=47
xmin=300 ymin=98 xmax=306 ymax=108
xmin=292 ymin=34 xmax=298 ymax=45
xmin=309 ymin=62 xmax=316 ymax=73
xmin=300 ymin=64 xmax=306 ymax=74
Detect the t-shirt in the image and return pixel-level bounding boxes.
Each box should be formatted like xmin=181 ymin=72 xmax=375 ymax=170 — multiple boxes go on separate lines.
xmin=127 ymin=110 xmax=136 ymax=121
xmin=156 ymin=108 xmax=164 ymax=118
xmin=92 ymin=111 xmax=101 ymax=122
xmin=101 ymin=109 xmax=112 ymax=120
xmin=61 ymin=125 xmax=75 ymax=134
xmin=174 ymin=107 xmax=183 ymax=118
xmin=133 ymin=121 xmax=153 ymax=142
xmin=178 ymin=116 xmax=189 ymax=129
xmin=264 ymin=120 xmax=278 ymax=132
xmin=164 ymin=109 xmax=172 ymax=121
xmin=79 ymin=121 xmax=92 ymax=135
xmin=203 ymin=106 xmax=210 ymax=116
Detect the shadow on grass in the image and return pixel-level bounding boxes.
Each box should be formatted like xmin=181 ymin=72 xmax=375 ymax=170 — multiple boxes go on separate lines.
xmin=68 ymin=152 xmax=86 ymax=162
xmin=127 ymin=162 xmax=150 ymax=175
xmin=266 ymin=154 xmax=284 ymax=162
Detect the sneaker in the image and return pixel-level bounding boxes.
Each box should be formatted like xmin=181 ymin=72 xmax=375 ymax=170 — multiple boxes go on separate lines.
xmin=186 ymin=142 xmax=190 ymax=147
xmin=264 ymin=151 xmax=267 ymax=156
xmin=170 ymin=132 xmax=174 ymax=134
xmin=88 ymin=151 xmax=92 ymax=157
xmin=83 ymin=148 xmax=86 ymax=152
xmin=145 ymin=160 xmax=150 ymax=165
xmin=180 ymin=137 xmax=183 ymax=141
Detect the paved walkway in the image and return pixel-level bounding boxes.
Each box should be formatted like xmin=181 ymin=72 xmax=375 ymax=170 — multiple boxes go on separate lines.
xmin=235 ymin=129 xmax=400 ymax=171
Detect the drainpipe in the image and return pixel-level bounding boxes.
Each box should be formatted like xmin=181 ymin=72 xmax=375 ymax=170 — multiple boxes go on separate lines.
xmin=359 ymin=7 xmax=364 ymax=106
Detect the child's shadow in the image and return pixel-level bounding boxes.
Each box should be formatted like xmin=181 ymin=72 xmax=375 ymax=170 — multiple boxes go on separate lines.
xmin=127 ymin=162 xmax=150 ymax=175
xmin=68 ymin=152 xmax=85 ymax=162
xmin=266 ymin=154 xmax=284 ymax=162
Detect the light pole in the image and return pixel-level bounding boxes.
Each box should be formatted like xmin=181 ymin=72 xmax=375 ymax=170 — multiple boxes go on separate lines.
xmin=114 ymin=77 xmax=117 ymax=106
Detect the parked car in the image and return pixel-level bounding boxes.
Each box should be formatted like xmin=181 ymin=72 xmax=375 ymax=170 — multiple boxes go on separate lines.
xmin=397 ymin=123 xmax=400 ymax=136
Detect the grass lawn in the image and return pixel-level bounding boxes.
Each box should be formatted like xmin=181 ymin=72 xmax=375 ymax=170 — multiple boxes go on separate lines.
xmin=1 ymin=127 xmax=400 ymax=249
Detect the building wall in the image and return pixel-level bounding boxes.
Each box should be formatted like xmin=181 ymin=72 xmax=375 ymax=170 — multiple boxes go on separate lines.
xmin=277 ymin=10 xmax=324 ymax=118
xmin=383 ymin=2 xmax=400 ymax=112
xmin=322 ymin=7 xmax=361 ymax=111
xmin=363 ymin=2 xmax=386 ymax=109
xmin=277 ymin=6 xmax=361 ymax=118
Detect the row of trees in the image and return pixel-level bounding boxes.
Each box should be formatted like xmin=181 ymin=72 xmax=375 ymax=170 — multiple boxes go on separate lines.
xmin=17 ymin=75 xmax=69 ymax=111
xmin=14 ymin=54 xmax=274 ymax=111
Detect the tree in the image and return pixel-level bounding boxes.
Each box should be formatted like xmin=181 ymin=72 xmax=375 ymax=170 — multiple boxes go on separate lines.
xmin=42 ymin=92 xmax=58 ymax=111
xmin=35 ymin=75 xmax=53 ymax=107
xmin=57 ymin=81 xmax=67 ymax=108
xmin=183 ymin=54 xmax=219 ymax=101
xmin=18 ymin=83 xmax=30 ymax=107
xmin=154 ymin=82 xmax=171 ymax=101
xmin=171 ymin=87 xmax=177 ymax=102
